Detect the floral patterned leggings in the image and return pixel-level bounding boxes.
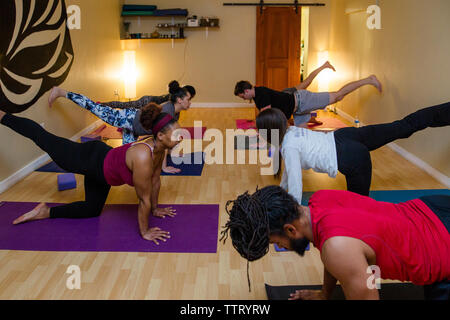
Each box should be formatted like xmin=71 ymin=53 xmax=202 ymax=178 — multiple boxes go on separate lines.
xmin=67 ymin=92 xmax=138 ymax=144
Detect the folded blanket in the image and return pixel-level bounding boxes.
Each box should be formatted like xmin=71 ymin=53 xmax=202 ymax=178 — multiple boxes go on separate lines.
xmin=122 ymin=5 xmax=157 ymax=11
xmin=122 ymin=11 xmax=155 ymax=16
xmin=153 ymin=9 xmax=188 ymax=16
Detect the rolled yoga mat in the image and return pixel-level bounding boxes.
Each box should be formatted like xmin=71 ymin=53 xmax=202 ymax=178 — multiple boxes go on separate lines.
xmin=161 ymin=152 xmax=205 ymax=176
xmin=0 ymin=202 xmax=219 ymax=253
xmin=265 ymin=283 xmax=425 ymax=300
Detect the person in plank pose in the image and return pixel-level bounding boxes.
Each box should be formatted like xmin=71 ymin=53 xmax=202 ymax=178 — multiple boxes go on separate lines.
xmin=48 ymin=81 xmax=194 ymax=174
xmin=256 ymin=101 xmax=449 ymax=204
xmin=0 ymin=104 xmax=183 ymax=245
xmin=221 ymin=186 xmax=450 ymax=300
xmin=234 ymin=61 xmax=382 ymax=126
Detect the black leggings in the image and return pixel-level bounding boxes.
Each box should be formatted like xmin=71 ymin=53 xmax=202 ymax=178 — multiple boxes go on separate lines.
xmin=334 ymin=102 xmax=450 ymax=196
xmin=1 ymin=114 xmax=112 ymax=219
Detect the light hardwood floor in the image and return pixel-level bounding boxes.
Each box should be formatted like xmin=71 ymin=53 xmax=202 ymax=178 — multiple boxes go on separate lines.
xmin=0 ymin=108 xmax=446 ymax=300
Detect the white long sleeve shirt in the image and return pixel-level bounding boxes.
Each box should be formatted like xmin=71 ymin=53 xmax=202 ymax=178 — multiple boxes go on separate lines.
xmin=280 ymin=126 xmax=339 ymax=204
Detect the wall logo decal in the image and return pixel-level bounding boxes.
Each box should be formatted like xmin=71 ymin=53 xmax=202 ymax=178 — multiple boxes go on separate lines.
xmin=0 ymin=0 xmax=74 ymax=113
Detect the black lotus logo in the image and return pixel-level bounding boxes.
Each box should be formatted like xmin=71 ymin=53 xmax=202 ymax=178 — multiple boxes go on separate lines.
xmin=0 ymin=0 xmax=74 ymax=113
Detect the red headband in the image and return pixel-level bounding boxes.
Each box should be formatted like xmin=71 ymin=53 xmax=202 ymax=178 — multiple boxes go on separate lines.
xmin=152 ymin=114 xmax=174 ymax=134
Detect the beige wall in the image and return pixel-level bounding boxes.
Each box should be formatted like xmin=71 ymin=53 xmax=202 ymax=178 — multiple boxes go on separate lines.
xmin=326 ymin=0 xmax=450 ymax=176
xmin=2 ymin=0 xmax=448 ymax=182
xmin=0 ymin=0 xmax=124 ymax=181
xmin=122 ymin=0 xmax=330 ymax=102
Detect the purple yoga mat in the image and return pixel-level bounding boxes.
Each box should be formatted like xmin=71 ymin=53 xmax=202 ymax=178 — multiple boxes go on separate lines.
xmin=0 ymin=202 xmax=219 ymax=253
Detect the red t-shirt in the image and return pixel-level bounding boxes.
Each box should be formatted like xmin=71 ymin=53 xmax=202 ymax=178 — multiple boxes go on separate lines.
xmin=309 ymin=190 xmax=450 ymax=285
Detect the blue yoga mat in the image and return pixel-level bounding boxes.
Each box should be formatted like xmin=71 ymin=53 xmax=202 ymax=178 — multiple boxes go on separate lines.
xmin=161 ymin=152 xmax=205 ymax=176
xmin=36 ymin=161 xmax=67 ymax=173
xmin=302 ymin=189 xmax=450 ymax=204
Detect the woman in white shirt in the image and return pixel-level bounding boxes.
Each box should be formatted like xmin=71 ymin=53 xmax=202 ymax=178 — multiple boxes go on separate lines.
xmin=256 ymin=102 xmax=449 ymax=204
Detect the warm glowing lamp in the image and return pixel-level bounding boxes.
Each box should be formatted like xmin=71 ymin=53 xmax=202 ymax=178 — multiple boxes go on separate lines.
xmin=317 ymin=51 xmax=332 ymax=92
xmin=123 ymin=51 xmax=137 ymax=100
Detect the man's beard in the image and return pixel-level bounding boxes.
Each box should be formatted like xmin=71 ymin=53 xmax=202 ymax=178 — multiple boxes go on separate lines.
xmin=290 ymin=237 xmax=310 ymax=256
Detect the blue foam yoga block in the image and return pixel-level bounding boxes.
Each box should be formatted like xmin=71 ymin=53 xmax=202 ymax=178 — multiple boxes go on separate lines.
xmin=57 ymin=173 xmax=77 ymax=191
xmin=80 ymin=134 xmax=101 ymax=143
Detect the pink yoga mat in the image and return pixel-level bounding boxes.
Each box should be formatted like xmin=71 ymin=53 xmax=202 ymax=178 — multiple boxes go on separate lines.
xmin=236 ymin=119 xmax=256 ymax=130
xmin=0 ymin=202 xmax=219 ymax=253
xmin=181 ymin=127 xmax=206 ymax=139
xmin=308 ymin=117 xmax=349 ymax=132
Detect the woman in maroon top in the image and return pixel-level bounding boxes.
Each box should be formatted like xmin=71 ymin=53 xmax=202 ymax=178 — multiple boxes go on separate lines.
xmin=0 ymin=105 xmax=182 ymax=244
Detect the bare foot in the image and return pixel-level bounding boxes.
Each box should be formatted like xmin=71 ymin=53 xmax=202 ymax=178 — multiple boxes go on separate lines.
xmin=13 ymin=203 xmax=50 ymax=225
xmin=369 ymin=75 xmax=382 ymax=93
xmin=48 ymin=87 xmax=66 ymax=108
xmin=323 ymin=61 xmax=336 ymax=72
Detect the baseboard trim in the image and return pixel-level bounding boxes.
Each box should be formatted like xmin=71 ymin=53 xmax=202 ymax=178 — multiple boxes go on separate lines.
xmin=0 ymin=120 xmax=103 ymax=195
xmin=334 ymin=106 xmax=450 ymax=188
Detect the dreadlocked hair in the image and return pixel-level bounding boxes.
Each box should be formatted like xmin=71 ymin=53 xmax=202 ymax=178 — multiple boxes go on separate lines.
xmin=220 ymin=185 xmax=300 ymax=292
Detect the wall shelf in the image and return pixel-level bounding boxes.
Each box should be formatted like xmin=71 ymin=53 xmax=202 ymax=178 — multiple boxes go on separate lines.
xmin=121 ymin=10 xmax=219 ymax=43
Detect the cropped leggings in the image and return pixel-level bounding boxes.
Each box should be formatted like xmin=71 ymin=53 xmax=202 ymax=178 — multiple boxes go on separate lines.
xmin=334 ymin=102 xmax=450 ymax=196
xmin=1 ymin=114 xmax=112 ymax=219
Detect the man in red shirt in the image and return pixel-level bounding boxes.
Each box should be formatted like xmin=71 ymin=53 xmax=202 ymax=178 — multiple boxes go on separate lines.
xmin=221 ymin=186 xmax=450 ymax=300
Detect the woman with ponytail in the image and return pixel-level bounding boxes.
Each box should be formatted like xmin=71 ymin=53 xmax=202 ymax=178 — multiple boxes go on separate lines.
xmin=0 ymin=105 xmax=183 ymax=244
xmin=256 ymin=102 xmax=450 ymax=204
xmin=47 ymin=80 xmax=195 ymax=173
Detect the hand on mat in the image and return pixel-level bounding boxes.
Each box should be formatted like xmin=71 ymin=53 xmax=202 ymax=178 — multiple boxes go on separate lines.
xmin=153 ymin=207 xmax=177 ymax=218
xmin=162 ymin=166 xmax=181 ymax=174
xmin=289 ymin=289 xmax=326 ymax=300
xmin=143 ymin=227 xmax=171 ymax=245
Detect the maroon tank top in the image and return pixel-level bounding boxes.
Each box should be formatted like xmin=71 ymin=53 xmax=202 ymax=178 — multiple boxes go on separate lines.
xmin=103 ymin=142 xmax=154 ymax=186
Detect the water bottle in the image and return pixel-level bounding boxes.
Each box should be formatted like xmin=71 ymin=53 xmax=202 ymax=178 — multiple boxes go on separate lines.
xmin=354 ymin=117 xmax=360 ymax=128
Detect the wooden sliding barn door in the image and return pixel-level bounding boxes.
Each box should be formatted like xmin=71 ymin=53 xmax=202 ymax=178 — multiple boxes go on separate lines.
xmin=256 ymin=7 xmax=301 ymax=90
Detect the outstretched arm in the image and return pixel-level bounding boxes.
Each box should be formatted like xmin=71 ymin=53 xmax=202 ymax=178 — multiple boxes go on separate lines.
xmin=282 ymin=147 xmax=304 ymax=204
xmin=322 ymin=237 xmax=380 ymax=300
xmin=132 ymin=147 xmax=171 ymax=244
xmin=296 ymin=61 xmax=336 ymax=90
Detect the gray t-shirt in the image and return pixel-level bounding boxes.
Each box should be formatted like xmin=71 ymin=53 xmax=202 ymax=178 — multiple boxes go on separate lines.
xmin=132 ymin=102 xmax=180 ymax=136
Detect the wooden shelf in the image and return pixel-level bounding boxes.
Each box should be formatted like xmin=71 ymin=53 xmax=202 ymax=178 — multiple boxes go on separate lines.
xmin=120 ymin=37 xmax=186 ymax=40
xmin=156 ymin=25 xmax=220 ymax=29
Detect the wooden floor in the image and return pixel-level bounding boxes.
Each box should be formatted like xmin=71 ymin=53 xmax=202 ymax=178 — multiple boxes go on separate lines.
xmin=0 ymin=108 xmax=446 ymax=300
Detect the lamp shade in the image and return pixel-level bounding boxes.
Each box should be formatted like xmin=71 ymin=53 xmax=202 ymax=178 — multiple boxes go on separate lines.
xmin=123 ymin=51 xmax=137 ymax=99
